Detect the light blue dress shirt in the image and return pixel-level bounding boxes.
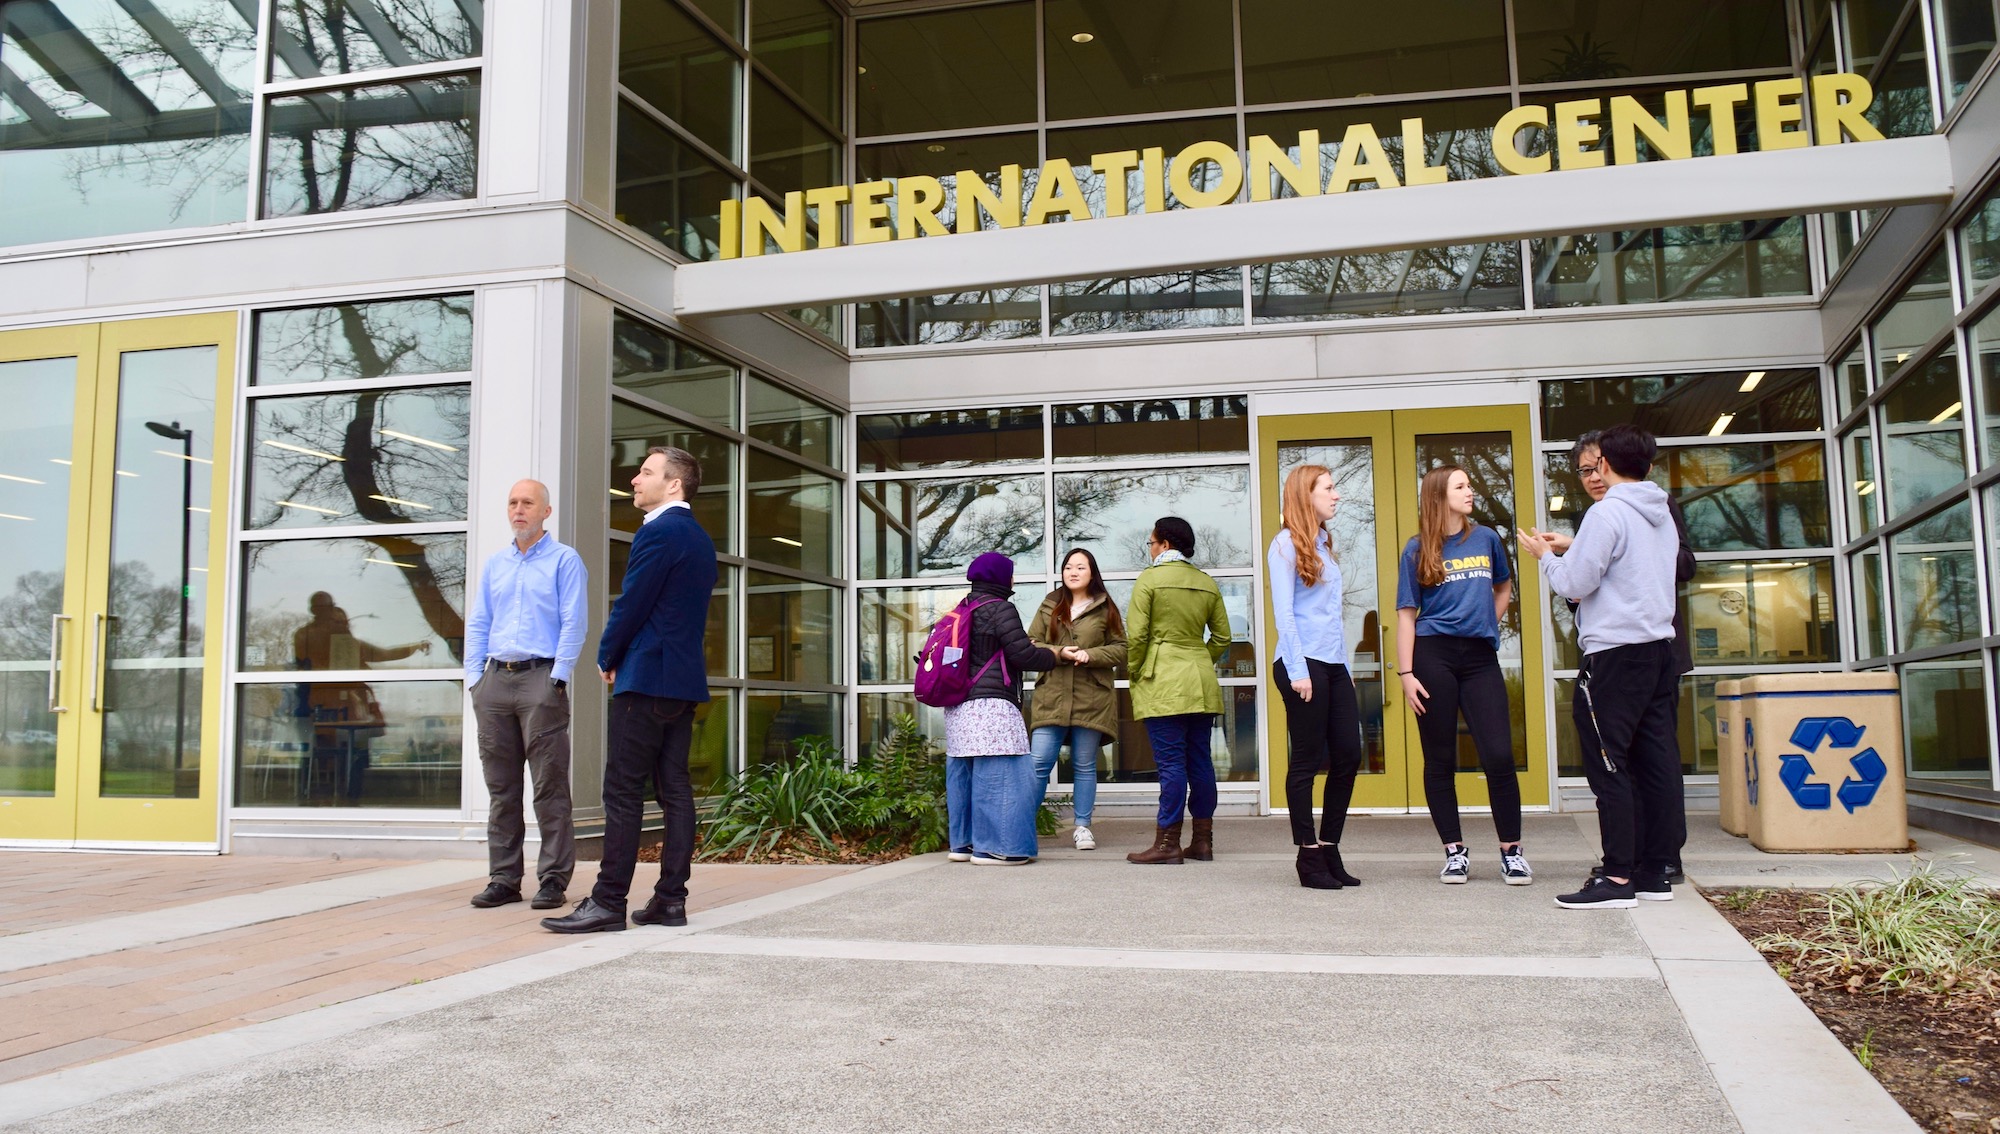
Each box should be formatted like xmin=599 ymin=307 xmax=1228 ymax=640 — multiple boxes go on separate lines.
xmin=464 ymin=531 xmax=588 ymax=684
xmin=1268 ymin=529 xmax=1348 ymax=679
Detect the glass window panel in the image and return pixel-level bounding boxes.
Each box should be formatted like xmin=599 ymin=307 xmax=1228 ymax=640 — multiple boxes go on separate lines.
xmin=686 ymin=0 xmax=740 ymax=41
xmin=246 ymin=386 xmax=470 ymax=529
xmin=860 ymin=473 xmax=1044 ymax=580
xmin=1559 ymin=673 xmax=1714 ymax=777
xmin=1881 ymin=349 xmax=1968 ymax=517
xmin=746 ymin=570 xmax=837 ymax=685
xmin=1867 ymin=9 xmax=1937 ymax=138
xmin=1412 ymin=432 xmax=1524 ymax=666
xmin=1095 ymin=684 xmax=1259 ymax=783
xmin=1055 ymin=467 xmax=1252 ymax=573
xmin=1989 ymin=486 xmax=2000 ymax=628
xmin=1541 ymin=369 xmax=1822 ymax=441
xmin=1904 ymin=653 xmax=1991 ymax=788
xmin=617 ymin=99 xmax=737 ymax=260
xmin=241 ymin=534 xmax=464 ymax=672
xmin=1687 ymin=559 xmax=1837 ymax=665
xmin=1101 ymin=575 xmax=1257 ymax=674
xmin=1970 ymin=302 xmax=2000 ymax=466
xmin=234 ymin=678 xmax=462 ymax=807
xmin=1241 ymin=0 xmax=1506 ymax=103
xmin=1520 ymin=82 xmax=1773 ymax=165
xmin=857 ymin=584 xmax=1040 ymax=684
xmin=689 ymin=690 xmax=735 ymax=795
xmin=1043 ymin=0 xmax=1234 ymax=120
xmin=1892 ymin=499 xmax=1979 ymax=650
xmin=274 ymin=0 xmax=481 ymax=77
xmin=263 ymin=74 xmax=479 ymax=217
xmin=747 ymin=375 xmax=838 ymax=467
xmin=1962 ymin=185 xmax=2000 ymax=300
xmin=1277 ymin=439 xmax=1386 ymax=674
xmin=1512 ymin=0 xmax=1788 ymax=82
xmin=1935 ymin=0 xmax=1999 ymax=110
xmin=748 ymin=449 xmax=838 ymax=575
xmin=1660 ymin=442 xmax=1832 ymax=552
xmin=1844 ymin=0 xmax=1910 ymax=73
xmin=1856 ymin=543 xmax=1887 ymax=659
xmin=1842 ymin=426 xmax=1882 ymax=536
xmin=610 ymin=541 xmax=735 ymax=678
xmin=1837 ymin=340 xmax=1869 ymax=418
xmin=1874 ymin=246 xmax=1954 ymax=386
xmin=620 ymin=0 xmax=741 ymax=161
xmin=609 ymin=399 xmax=736 ymax=547
xmin=1532 ymin=216 xmax=1809 ymax=308
xmin=1052 ymin=397 xmax=1248 ymax=462
xmin=751 ymin=0 xmax=839 ymax=123
xmin=611 ymin=314 xmax=738 ymax=429
xmin=746 ymin=689 xmax=838 ymax=765
xmin=1050 ymin=270 xmax=1244 ymax=336
xmin=0 ymin=0 xmax=255 ymax=247
xmin=749 ymin=74 xmax=837 ymax=196
xmin=857 ymin=691 xmax=947 ymax=762
xmin=858 ymin=406 xmax=1043 ymax=472
xmin=0 ymin=358 xmax=76 ymax=797
xmin=856 ymin=3 xmax=1035 ymax=136
xmin=254 ymin=296 xmax=473 ymax=386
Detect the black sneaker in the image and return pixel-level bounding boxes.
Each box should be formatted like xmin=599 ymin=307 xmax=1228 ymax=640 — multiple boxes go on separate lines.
xmin=1634 ymin=876 xmax=1674 ymax=902
xmin=469 ymin=882 xmax=521 ymax=908
xmin=531 ymin=879 xmax=566 ymax=910
xmin=1439 ymin=845 xmax=1471 ymax=884
xmin=1500 ymin=846 xmax=1533 ymax=886
xmin=1555 ymin=875 xmax=1637 ymax=910
xmin=1665 ymin=862 xmax=1686 ymax=885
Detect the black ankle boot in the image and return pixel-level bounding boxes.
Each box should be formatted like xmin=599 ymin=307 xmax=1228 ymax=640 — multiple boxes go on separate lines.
xmin=1296 ymin=846 xmax=1341 ymax=889
xmin=1319 ymin=844 xmax=1361 ymax=887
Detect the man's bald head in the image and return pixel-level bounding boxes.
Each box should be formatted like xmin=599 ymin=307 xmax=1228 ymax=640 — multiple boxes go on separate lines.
xmin=507 ymin=479 xmax=553 ymax=549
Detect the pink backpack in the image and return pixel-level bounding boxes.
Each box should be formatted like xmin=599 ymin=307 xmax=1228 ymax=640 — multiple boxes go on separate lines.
xmin=912 ymin=596 xmax=1009 ymax=708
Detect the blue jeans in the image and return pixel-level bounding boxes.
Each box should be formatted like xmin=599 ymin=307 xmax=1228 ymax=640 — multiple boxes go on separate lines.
xmin=1030 ymin=725 xmax=1102 ymax=826
xmin=945 ymin=753 xmax=1038 ymax=858
xmin=1147 ymin=713 xmax=1217 ymax=828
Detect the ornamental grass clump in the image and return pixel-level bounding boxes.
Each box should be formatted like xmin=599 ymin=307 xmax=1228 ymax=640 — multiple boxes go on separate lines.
xmin=1754 ymin=860 xmax=2000 ymax=997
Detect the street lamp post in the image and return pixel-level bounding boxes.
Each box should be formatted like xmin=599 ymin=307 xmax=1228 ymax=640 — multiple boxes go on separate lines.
xmin=146 ymin=420 xmax=193 ymax=775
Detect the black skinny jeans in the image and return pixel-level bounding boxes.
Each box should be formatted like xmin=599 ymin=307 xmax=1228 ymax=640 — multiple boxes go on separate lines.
xmin=1411 ymin=634 xmax=1522 ymax=846
xmin=1274 ymin=657 xmax=1363 ymax=846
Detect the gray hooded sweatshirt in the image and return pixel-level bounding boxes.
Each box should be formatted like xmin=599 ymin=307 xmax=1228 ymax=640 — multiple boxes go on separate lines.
xmin=1540 ymin=481 xmax=1678 ymax=656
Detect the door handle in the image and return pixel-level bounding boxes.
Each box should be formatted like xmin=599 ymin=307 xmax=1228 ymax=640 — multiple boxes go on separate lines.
xmin=47 ymin=613 xmax=69 ymax=713
xmin=89 ymin=612 xmax=106 ymax=712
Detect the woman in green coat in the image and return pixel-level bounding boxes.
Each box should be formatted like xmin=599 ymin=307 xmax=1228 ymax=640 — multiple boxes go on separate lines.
xmin=1027 ymin=548 xmax=1128 ymax=851
xmin=1124 ymin=516 xmax=1233 ymax=866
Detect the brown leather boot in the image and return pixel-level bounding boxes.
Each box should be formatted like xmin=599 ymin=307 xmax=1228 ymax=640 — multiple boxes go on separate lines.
xmin=1185 ymin=818 xmax=1214 ymax=861
xmin=1126 ymin=822 xmax=1184 ymax=864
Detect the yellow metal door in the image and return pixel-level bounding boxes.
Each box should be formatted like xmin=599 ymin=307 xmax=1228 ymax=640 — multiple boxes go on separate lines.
xmin=1261 ymin=405 xmax=1549 ymax=815
xmin=0 ymin=315 xmax=235 ymax=848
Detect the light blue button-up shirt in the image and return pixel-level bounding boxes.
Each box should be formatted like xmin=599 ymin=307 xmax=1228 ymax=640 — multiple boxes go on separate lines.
xmin=1268 ymin=529 xmax=1348 ymax=679
xmin=464 ymin=531 xmax=588 ymax=685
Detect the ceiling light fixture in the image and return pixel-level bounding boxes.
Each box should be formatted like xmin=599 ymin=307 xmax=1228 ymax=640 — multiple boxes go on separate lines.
xmin=262 ymin=439 xmax=345 ymax=462
xmin=609 ymin=488 xmax=632 ymax=498
xmin=1548 ymin=495 xmax=1566 ymax=511
xmin=277 ymin=500 xmax=342 ymax=515
xmin=926 ymin=143 xmax=947 ymax=153
xmin=1707 ymin=413 xmax=1735 ymax=437
xmin=1071 ymin=31 xmax=1094 ymax=42
xmin=114 ymin=470 xmax=137 ymax=478
xmin=0 ymin=512 xmax=31 ymax=521
xmin=380 ymin=428 xmax=460 ymax=452
xmin=365 ymin=556 xmax=417 ymax=570
xmin=1739 ymin=371 xmax=1765 ymax=392
xmin=771 ymin=536 xmax=803 ymax=547
xmin=368 ymin=494 xmax=433 ymax=510
xmin=1929 ymin=401 xmax=1963 ymax=424
xmin=154 ymin=449 xmax=213 ymax=464
xmin=49 ymin=458 xmax=70 ymax=466
xmin=0 ymin=473 xmax=44 ymax=485
xmin=1855 ymin=481 xmax=1876 ymax=496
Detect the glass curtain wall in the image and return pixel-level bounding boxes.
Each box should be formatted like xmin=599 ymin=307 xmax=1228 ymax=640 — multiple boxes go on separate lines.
xmin=1835 ymin=173 xmax=2000 ymax=791
xmin=609 ymin=312 xmax=844 ymax=789
xmin=0 ymin=0 xmax=484 ymax=247
xmin=855 ymin=397 xmax=1260 ymax=795
xmin=851 ymin=0 xmax=1820 ymax=349
xmin=1539 ymin=367 xmax=1838 ymax=779
xmin=234 ymin=294 xmax=476 ymax=810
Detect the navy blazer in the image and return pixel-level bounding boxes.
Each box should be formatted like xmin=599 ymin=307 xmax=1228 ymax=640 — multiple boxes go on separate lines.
xmin=598 ymin=505 xmax=717 ymax=702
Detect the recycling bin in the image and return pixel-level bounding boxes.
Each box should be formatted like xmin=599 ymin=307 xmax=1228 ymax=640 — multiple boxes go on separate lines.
xmin=1714 ymin=680 xmax=1748 ymax=837
xmin=1742 ymin=672 xmax=1907 ymax=853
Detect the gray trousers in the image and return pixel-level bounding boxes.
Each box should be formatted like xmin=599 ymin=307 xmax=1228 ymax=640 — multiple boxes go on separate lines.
xmin=474 ymin=664 xmax=575 ymax=888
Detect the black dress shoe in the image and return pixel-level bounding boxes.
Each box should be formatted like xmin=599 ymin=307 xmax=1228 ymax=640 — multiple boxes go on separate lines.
xmin=540 ymin=897 xmax=627 ymax=934
xmin=632 ymin=897 xmax=687 ymax=927
xmin=531 ymin=880 xmax=566 ymax=910
xmin=470 ymin=882 xmax=522 ymax=908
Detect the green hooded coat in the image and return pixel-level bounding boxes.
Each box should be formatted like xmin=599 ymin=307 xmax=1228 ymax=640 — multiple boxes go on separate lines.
xmin=1026 ymin=592 xmax=1128 ymax=739
xmin=1126 ymin=558 xmax=1232 ymax=720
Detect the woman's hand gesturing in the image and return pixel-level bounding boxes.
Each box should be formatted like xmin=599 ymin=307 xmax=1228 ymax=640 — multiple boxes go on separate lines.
xmin=1401 ymin=671 xmax=1429 ymax=715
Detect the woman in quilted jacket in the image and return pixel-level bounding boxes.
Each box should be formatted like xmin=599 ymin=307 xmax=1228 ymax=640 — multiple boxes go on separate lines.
xmin=943 ymin=551 xmax=1060 ymax=865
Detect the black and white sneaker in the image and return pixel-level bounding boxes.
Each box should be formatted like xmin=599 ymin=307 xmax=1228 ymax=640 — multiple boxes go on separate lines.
xmin=1440 ymin=845 xmax=1471 ymax=884
xmin=1665 ymin=862 xmax=1686 ymax=885
xmin=1500 ymin=846 xmax=1533 ymax=886
xmin=1634 ymin=876 xmax=1674 ymax=902
xmin=1556 ymin=875 xmax=1637 ymax=909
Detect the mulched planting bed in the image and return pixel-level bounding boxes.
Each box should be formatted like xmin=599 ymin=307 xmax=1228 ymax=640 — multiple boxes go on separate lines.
xmin=1709 ymin=888 xmax=2000 ymax=1134
xmin=636 ymin=835 xmax=916 ymax=866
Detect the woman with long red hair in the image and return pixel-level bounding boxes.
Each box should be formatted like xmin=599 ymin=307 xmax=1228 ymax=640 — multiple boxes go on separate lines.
xmin=1395 ymin=464 xmax=1528 ymax=887
xmin=1267 ymin=464 xmax=1364 ymax=890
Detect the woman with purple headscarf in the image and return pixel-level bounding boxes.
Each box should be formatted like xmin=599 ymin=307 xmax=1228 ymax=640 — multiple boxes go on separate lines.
xmin=943 ymin=552 xmax=1061 ymax=865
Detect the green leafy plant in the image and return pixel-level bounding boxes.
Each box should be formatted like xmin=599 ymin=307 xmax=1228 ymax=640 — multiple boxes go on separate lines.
xmin=696 ymin=717 xmax=949 ymax=861
xmin=850 ymin=715 xmax=949 ymax=855
xmin=1754 ymin=860 xmax=2000 ymax=996
xmin=1851 ymin=1027 xmax=1877 ymax=1070
xmin=1037 ymin=793 xmax=1070 ymax=837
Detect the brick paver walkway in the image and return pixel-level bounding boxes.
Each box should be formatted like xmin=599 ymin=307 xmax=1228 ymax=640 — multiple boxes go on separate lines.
xmin=0 ymin=858 xmax=854 ymax=1085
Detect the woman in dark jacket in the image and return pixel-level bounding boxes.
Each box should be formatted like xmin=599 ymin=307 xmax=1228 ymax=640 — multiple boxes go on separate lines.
xmin=944 ymin=551 xmax=1060 ymax=865
xmin=1027 ymin=548 xmax=1127 ymax=851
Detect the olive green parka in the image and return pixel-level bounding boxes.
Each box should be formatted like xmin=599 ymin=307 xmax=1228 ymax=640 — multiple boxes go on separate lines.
xmin=1026 ymin=592 xmax=1128 ymax=739
xmin=1126 ymin=558 xmax=1232 ymax=720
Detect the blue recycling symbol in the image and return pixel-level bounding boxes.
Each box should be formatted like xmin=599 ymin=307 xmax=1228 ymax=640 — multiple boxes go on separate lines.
xmin=1777 ymin=716 xmax=1887 ymax=813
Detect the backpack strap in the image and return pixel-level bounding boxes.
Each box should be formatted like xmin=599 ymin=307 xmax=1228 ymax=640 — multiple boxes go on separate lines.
xmin=962 ymin=595 xmax=1012 ymax=688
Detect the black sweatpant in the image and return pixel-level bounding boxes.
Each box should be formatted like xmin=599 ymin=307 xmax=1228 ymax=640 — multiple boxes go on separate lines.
xmin=1411 ymin=634 xmax=1521 ymax=846
xmin=1574 ymin=639 xmax=1680 ymax=881
xmin=1274 ymin=658 xmax=1363 ymax=846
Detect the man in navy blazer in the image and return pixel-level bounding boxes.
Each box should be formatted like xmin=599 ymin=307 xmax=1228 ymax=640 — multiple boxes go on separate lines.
xmin=543 ymin=446 xmax=716 ymax=933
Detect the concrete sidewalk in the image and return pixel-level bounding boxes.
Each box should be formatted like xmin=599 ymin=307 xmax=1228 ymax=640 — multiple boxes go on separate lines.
xmin=5 ymin=814 xmax=1990 ymax=1133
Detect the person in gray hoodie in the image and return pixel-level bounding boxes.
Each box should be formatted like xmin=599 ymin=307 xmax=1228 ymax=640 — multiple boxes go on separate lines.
xmin=1517 ymin=425 xmax=1680 ymax=910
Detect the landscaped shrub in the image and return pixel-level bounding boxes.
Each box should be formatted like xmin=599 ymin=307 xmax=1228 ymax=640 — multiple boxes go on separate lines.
xmin=696 ymin=716 xmax=946 ymax=861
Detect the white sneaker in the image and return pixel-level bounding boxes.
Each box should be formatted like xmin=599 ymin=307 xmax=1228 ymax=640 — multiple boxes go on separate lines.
xmin=1440 ymin=845 xmax=1471 ymax=884
xmin=947 ymin=847 xmax=972 ymax=862
xmin=1073 ymin=826 xmax=1096 ymax=850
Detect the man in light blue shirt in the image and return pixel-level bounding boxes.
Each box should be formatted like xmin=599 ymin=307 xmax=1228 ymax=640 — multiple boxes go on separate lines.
xmin=464 ymin=479 xmax=588 ymax=911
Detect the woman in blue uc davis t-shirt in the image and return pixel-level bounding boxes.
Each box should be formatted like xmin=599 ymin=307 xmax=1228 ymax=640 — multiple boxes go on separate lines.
xmin=1395 ymin=464 xmax=1531 ymax=888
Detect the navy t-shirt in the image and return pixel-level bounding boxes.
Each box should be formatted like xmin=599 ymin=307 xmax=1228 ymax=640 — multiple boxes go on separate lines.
xmin=1395 ymin=526 xmax=1513 ymax=648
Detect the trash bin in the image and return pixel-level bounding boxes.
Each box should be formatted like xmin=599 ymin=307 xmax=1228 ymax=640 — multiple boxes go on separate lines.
xmin=1743 ymin=672 xmax=1907 ymax=853
xmin=1714 ymin=680 xmax=1748 ymax=837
